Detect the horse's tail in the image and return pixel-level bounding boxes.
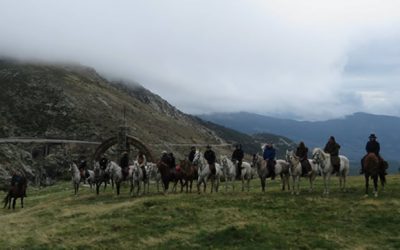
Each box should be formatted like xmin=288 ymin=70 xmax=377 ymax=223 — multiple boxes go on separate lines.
xmin=3 ymin=191 xmax=10 ymax=208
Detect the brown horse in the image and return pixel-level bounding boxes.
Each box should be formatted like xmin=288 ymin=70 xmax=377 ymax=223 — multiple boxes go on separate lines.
xmin=179 ymin=159 xmax=198 ymax=193
xmin=3 ymin=176 xmax=27 ymax=209
xmin=363 ymin=153 xmax=386 ymax=197
xmin=157 ymin=160 xmax=185 ymax=193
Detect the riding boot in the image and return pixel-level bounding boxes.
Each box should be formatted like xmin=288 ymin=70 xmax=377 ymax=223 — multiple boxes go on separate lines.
xmin=360 ymin=157 xmax=365 ymax=174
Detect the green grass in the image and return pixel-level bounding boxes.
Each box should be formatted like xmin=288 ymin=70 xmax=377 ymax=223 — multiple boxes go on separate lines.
xmin=1 ymin=175 xmax=400 ymax=249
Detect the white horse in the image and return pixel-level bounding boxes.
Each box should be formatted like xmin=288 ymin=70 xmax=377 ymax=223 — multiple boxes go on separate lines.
xmin=130 ymin=162 xmax=145 ymax=196
xmin=252 ymin=154 xmax=290 ymax=192
xmin=105 ymin=161 xmax=123 ymax=195
xmin=69 ymin=162 xmax=81 ymax=195
xmin=193 ymin=150 xmax=219 ymax=194
xmin=235 ymin=160 xmax=253 ymax=192
xmin=285 ymin=150 xmax=319 ymax=195
xmin=86 ymin=170 xmax=95 ymax=189
xmin=220 ymin=155 xmax=236 ymax=191
xmin=146 ymin=162 xmax=162 ymax=193
xmin=312 ymin=148 xmax=350 ymax=195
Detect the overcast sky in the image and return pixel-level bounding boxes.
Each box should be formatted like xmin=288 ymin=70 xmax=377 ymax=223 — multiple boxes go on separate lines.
xmin=1 ymin=0 xmax=400 ymax=120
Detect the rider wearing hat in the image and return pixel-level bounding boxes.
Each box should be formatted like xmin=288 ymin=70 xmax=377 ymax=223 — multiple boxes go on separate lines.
xmin=119 ymin=151 xmax=130 ymax=180
xmin=78 ymin=159 xmax=90 ymax=182
xmin=188 ymin=146 xmax=196 ymax=163
xmin=295 ymin=141 xmax=312 ymax=177
xmin=324 ymin=136 xmax=341 ymax=175
xmin=136 ymin=151 xmax=147 ymax=180
xmin=204 ymin=144 xmax=216 ymax=175
xmin=263 ymin=143 xmax=276 ymax=179
xmin=360 ymin=134 xmax=385 ymax=174
xmin=232 ymin=144 xmax=244 ymax=179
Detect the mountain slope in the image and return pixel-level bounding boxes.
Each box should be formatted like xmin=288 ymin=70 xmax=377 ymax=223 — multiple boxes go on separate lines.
xmin=0 ymin=60 xmax=229 ymax=157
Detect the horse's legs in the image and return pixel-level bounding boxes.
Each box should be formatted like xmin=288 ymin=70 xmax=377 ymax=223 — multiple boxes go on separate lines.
xmin=247 ymin=177 xmax=250 ymax=192
xmin=261 ymin=177 xmax=265 ymax=192
xmin=130 ymin=179 xmax=134 ymax=196
xmin=21 ymin=197 xmax=24 ymax=208
xmin=116 ymin=182 xmax=120 ymax=195
xmin=373 ymin=175 xmax=378 ymax=197
xmin=296 ymin=176 xmax=300 ymax=195
xmin=12 ymin=197 xmax=16 ymax=210
xmin=180 ymin=179 xmax=184 ymax=193
xmin=241 ymin=177 xmax=245 ymax=192
xmin=365 ymin=174 xmax=369 ymax=195
xmin=291 ymin=176 xmax=295 ymax=195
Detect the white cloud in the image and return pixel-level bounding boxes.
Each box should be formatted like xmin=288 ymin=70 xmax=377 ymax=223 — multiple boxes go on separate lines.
xmin=1 ymin=0 xmax=400 ymax=120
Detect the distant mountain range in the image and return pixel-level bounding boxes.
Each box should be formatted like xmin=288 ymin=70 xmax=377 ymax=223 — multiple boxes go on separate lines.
xmin=199 ymin=112 xmax=400 ymax=170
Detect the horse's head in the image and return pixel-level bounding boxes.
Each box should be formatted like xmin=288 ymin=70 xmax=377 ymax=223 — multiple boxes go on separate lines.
xmin=285 ymin=150 xmax=292 ymax=162
xmin=68 ymin=162 xmax=76 ymax=173
xmin=192 ymin=150 xmax=201 ymax=166
xmin=311 ymin=148 xmax=325 ymax=164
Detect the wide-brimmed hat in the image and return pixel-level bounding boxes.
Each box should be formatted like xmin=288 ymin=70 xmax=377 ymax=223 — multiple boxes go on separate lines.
xmin=369 ymin=134 xmax=377 ymax=139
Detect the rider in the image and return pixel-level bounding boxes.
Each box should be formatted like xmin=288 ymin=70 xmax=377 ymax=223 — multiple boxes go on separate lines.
xmin=136 ymin=151 xmax=147 ymax=180
xmin=295 ymin=141 xmax=311 ymax=177
xmin=324 ymin=136 xmax=341 ymax=175
xmin=360 ymin=134 xmax=386 ymax=175
xmin=10 ymin=170 xmax=27 ymax=197
xmin=231 ymin=144 xmax=244 ymax=179
xmin=169 ymin=152 xmax=176 ymax=169
xmin=263 ymin=143 xmax=276 ymax=180
xmin=161 ymin=151 xmax=172 ymax=168
xmin=204 ymin=145 xmax=216 ymax=175
xmin=78 ymin=159 xmax=90 ymax=182
xmin=188 ymin=146 xmax=196 ymax=163
xmin=119 ymin=151 xmax=130 ymax=180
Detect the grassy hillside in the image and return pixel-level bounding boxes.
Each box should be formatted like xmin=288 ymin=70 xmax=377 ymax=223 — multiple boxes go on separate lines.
xmin=1 ymin=175 xmax=400 ymax=249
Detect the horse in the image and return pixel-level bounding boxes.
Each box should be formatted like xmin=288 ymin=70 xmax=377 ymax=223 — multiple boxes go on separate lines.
xmin=156 ymin=159 xmax=185 ymax=193
xmin=86 ymin=169 xmax=95 ymax=189
xmin=94 ymin=159 xmax=112 ymax=195
xmin=285 ymin=150 xmax=319 ymax=195
xmin=232 ymin=159 xmax=253 ymax=192
xmin=220 ymin=155 xmax=236 ymax=191
xmin=363 ymin=153 xmax=387 ymax=197
xmin=312 ymin=148 xmax=350 ymax=195
xmin=146 ymin=162 xmax=163 ymax=193
xmin=69 ymin=162 xmax=81 ymax=195
xmin=130 ymin=162 xmax=145 ymax=196
xmin=179 ymin=159 xmax=198 ymax=193
xmin=3 ymin=176 xmax=27 ymax=209
xmin=192 ymin=150 xmax=219 ymax=194
xmin=252 ymin=154 xmax=290 ymax=192
xmin=105 ymin=161 xmax=123 ymax=195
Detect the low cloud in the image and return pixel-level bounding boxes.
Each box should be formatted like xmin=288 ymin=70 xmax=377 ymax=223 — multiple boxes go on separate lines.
xmin=1 ymin=0 xmax=400 ymax=120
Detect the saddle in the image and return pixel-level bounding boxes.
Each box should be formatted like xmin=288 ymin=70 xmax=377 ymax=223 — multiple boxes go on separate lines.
xmin=122 ymin=167 xmax=129 ymax=180
xmin=80 ymin=169 xmax=90 ymax=179
xmin=300 ymin=159 xmax=311 ymax=176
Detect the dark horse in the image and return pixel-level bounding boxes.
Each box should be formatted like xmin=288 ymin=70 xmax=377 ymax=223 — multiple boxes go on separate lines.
xmin=363 ymin=153 xmax=387 ymax=197
xmin=179 ymin=159 xmax=198 ymax=193
xmin=3 ymin=176 xmax=27 ymax=209
xmin=157 ymin=160 xmax=185 ymax=193
xmin=94 ymin=158 xmax=112 ymax=195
